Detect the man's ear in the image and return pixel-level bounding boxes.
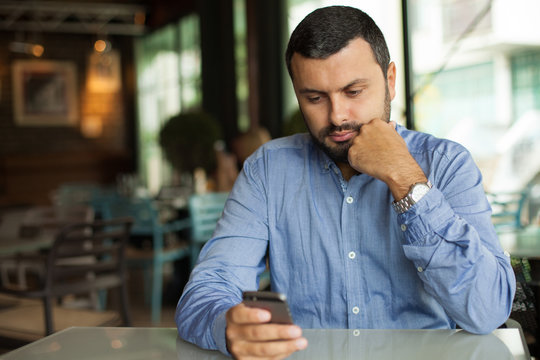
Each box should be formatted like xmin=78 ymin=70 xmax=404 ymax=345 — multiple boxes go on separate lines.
xmin=386 ymin=62 xmax=396 ymax=101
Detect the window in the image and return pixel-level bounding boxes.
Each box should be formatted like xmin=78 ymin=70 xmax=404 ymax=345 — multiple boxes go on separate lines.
xmin=409 ymin=0 xmax=540 ymax=193
xmin=135 ymin=15 xmax=201 ymax=194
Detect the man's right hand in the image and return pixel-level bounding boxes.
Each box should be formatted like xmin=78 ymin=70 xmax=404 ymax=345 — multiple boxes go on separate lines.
xmin=226 ymin=303 xmax=308 ymax=359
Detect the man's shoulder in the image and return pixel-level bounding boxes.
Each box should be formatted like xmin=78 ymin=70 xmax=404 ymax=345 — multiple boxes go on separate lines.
xmin=243 ymin=133 xmax=319 ymax=172
xmin=249 ymin=133 xmax=313 ymax=158
xmin=397 ymin=125 xmax=469 ymax=157
xmin=262 ymin=133 xmax=312 ymax=150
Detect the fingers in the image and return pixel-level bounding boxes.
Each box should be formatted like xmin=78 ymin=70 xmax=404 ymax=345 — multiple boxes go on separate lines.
xmin=229 ymin=337 xmax=308 ymax=360
xmin=227 ymin=304 xmax=303 ymax=342
xmin=226 ymin=304 xmax=308 ymax=359
xmin=231 ymin=322 xmax=303 ymax=342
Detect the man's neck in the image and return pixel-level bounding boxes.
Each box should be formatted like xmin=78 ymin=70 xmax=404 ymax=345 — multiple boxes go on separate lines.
xmin=337 ymin=162 xmax=359 ymax=181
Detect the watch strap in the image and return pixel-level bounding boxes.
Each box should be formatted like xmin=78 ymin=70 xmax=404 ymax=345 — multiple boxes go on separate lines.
xmin=392 ymin=181 xmax=432 ymax=214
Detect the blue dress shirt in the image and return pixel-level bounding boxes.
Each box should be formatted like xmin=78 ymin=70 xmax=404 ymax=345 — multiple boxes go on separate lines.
xmin=176 ymin=125 xmax=516 ymax=355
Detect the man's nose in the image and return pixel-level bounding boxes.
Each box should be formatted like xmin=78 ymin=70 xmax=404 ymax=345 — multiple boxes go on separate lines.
xmin=329 ymin=96 xmax=348 ymax=126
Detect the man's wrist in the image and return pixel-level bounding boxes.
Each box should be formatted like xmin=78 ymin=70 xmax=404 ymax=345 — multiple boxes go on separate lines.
xmin=392 ymin=181 xmax=432 ymax=214
xmin=386 ymin=173 xmax=428 ymax=200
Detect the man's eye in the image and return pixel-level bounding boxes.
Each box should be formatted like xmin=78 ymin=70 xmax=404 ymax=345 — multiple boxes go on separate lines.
xmin=307 ymin=96 xmax=321 ymax=103
xmin=347 ymin=90 xmax=362 ymax=97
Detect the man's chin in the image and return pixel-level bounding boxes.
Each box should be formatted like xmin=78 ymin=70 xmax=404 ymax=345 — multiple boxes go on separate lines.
xmin=321 ymin=142 xmax=350 ymax=164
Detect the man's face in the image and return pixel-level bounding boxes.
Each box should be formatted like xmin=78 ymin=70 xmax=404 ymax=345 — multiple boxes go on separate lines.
xmin=290 ymin=37 xmax=396 ymax=163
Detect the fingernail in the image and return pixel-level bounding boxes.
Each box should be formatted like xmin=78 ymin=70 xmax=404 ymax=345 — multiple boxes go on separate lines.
xmin=296 ymin=338 xmax=308 ymax=350
xmin=258 ymin=310 xmax=271 ymax=321
xmin=289 ymin=326 xmax=302 ymax=337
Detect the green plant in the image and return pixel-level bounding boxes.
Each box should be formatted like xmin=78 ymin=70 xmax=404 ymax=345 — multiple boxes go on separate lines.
xmin=282 ymin=108 xmax=307 ymax=136
xmin=159 ymin=111 xmax=222 ymax=174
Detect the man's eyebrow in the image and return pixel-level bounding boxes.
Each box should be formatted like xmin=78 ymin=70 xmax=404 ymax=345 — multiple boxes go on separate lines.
xmin=298 ymin=88 xmax=324 ymax=95
xmin=340 ymin=79 xmax=369 ymax=91
xmin=298 ymin=79 xmax=369 ymax=95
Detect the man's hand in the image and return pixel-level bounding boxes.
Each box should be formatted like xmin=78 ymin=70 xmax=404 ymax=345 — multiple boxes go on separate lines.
xmin=226 ymin=303 xmax=308 ymax=360
xmin=347 ymin=119 xmax=427 ymax=200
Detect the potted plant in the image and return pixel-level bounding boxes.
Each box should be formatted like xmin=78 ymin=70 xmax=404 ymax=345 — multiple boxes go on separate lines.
xmin=159 ymin=111 xmax=223 ymax=189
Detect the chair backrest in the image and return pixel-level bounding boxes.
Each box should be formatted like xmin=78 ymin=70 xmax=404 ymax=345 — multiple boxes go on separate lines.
xmin=22 ymin=205 xmax=95 ymax=229
xmin=488 ymin=187 xmax=530 ymax=231
xmin=52 ymin=182 xmax=101 ymax=207
xmin=45 ymin=217 xmax=133 ymax=299
xmin=101 ymin=197 xmax=158 ymax=232
xmin=188 ymin=192 xmax=228 ymax=244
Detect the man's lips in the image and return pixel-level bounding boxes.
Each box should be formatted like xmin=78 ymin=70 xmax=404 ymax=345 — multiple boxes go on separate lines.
xmin=328 ymin=131 xmax=356 ymax=143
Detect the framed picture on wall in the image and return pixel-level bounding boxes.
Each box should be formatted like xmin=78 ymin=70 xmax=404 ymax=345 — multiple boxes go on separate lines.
xmin=12 ymin=60 xmax=79 ymax=126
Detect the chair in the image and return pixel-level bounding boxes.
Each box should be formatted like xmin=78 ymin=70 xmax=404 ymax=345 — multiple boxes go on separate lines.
xmin=188 ymin=192 xmax=229 ymax=269
xmin=0 ymin=217 xmax=133 ymax=344
xmin=51 ymin=182 xmax=102 ymax=207
xmin=187 ymin=192 xmax=271 ymax=289
xmin=509 ymin=257 xmax=539 ymax=357
xmin=101 ymin=196 xmax=191 ymax=324
xmin=0 ymin=204 xmax=95 ymax=290
xmin=487 ymin=186 xmax=531 ymax=231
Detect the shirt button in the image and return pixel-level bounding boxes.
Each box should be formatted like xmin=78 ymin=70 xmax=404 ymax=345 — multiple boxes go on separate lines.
xmin=400 ymin=224 xmax=407 ymax=231
xmin=417 ymin=266 xmax=423 ymax=272
xmin=348 ymin=251 xmax=356 ymax=259
xmin=346 ymin=196 xmax=354 ymax=204
xmin=352 ymin=306 xmax=360 ymax=314
xmin=353 ymin=329 xmax=360 ymax=336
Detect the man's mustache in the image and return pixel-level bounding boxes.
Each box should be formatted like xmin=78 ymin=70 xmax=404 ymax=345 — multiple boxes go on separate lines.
xmin=320 ymin=123 xmax=363 ymax=137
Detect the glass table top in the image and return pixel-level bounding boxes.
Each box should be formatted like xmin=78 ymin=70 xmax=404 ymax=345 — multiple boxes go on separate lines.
xmin=0 ymin=327 xmax=529 ymax=360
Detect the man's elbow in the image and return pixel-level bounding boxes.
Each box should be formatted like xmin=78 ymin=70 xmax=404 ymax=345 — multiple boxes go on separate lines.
xmin=458 ymin=295 xmax=515 ymax=334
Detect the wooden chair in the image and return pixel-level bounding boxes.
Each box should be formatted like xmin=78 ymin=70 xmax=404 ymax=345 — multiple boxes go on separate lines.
xmin=187 ymin=192 xmax=272 ymax=288
xmin=188 ymin=192 xmax=229 ymax=269
xmin=0 ymin=217 xmax=133 ymax=344
xmin=0 ymin=204 xmax=95 ymax=290
xmin=509 ymin=257 xmax=539 ymax=357
xmin=101 ymin=196 xmax=191 ymax=324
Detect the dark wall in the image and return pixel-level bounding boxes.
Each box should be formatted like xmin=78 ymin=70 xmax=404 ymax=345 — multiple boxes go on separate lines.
xmin=0 ymin=31 xmax=136 ymax=205
xmin=0 ymin=32 xmax=135 ymax=156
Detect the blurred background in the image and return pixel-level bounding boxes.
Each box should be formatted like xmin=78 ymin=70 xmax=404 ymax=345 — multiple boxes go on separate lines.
xmin=0 ymin=0 xmax=539 ymax=205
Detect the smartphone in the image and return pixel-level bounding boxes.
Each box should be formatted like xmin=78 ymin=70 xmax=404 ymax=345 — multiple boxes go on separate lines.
xmin=242 ymin=291 xmax=294 ymax=324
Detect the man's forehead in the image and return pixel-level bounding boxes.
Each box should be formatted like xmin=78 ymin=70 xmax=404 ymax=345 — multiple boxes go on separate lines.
xmin=289 ymin=38 xmax=378 ymax=76
xmin=290 ymin=44 xmax=381 ymax=90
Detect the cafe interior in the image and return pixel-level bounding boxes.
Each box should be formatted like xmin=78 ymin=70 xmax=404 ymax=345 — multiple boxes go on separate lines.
xmin=1 ymin=0 xmax=540 ymax=357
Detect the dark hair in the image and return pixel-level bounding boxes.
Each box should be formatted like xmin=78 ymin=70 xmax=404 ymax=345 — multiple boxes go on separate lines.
xmin=285 ymin=6 xmax=390 ymax=80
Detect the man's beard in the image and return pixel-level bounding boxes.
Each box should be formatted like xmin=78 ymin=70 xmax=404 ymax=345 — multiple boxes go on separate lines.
xmin=307 ymin=86 xmax=392 ymax=164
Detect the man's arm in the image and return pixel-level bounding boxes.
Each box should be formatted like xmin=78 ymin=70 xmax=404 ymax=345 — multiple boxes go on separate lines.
xmin=176 ymin=154 xmax=307 ymax=357
xmin=348 ymin=119 xmax=516 ymax=333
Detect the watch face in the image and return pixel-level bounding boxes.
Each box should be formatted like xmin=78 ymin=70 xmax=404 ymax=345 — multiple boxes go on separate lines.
xmin=410 ymin=183 xmax=431 ymax=202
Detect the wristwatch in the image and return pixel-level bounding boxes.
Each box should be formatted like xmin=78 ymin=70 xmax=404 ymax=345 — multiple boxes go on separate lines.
xmin=392 ymin=181 xmax=432 ymax=214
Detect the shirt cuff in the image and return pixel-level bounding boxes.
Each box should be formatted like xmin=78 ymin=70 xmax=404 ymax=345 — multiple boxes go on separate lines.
xmin=398 ymin=187 xmax=454 ymax=244
xmin=212 ymin=309 xmax=231 ymax=356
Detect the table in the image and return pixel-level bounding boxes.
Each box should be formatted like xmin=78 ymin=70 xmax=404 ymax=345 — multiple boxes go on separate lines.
xmin=0 ymin=327 xmax=530 ymax=360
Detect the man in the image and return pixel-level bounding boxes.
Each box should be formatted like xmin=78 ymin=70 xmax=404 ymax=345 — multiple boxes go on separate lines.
xmin=176 ymin=6 xmax=516 ymax=359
